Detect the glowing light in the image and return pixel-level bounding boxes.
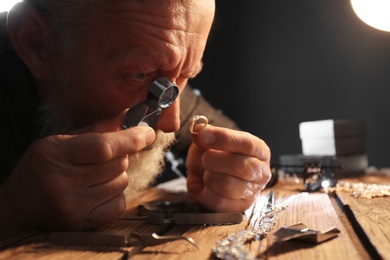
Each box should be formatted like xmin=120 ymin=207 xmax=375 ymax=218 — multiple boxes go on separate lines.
xmin=0 ymin=1 xmax=21 ymax=12
xmin=321 ymin=180 xmax=331 ymax=188
xmin=351 ymin=0 xmax=390 ymax=32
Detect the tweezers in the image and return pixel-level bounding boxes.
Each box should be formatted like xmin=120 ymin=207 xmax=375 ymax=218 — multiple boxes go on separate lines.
xmin=49 ymin=231 xmax=198 ymax=249
xmin=131 ymin=203 xmax=244 ymax=225
xmin=131 ymin=211 xmax=244 ymax=225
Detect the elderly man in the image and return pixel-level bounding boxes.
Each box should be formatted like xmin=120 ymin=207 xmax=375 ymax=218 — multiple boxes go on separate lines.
xmin=0 ymin=0 xmax=271 ymax=238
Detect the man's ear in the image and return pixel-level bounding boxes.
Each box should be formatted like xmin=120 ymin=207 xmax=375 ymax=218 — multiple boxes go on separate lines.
xmin=7 ymin=2 xmax=53 ymax=80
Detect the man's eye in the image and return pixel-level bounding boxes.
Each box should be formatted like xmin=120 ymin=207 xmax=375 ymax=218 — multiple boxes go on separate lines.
xmin=135 ymin=73 xmax=148 ymax=80
xmin=121 ymin=70 xmax=154 ymax=84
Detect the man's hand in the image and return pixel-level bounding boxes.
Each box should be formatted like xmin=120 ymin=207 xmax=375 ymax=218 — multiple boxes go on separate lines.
xmin=1 ymin=117 xmax=155 ymax=232
xmin=186 ymin=125 xmax=271 ymax=212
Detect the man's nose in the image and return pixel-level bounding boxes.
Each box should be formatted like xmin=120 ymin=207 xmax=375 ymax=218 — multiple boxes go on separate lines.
xmin=155 ymin=97 xmax=180 ymax=133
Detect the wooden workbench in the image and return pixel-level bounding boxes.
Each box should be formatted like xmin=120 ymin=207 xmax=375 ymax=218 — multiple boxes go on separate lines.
xmin=1 ymin=174 xmax=389 ymax=259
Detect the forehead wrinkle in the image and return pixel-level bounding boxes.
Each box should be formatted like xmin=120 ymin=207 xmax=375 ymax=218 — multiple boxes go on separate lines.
xmin=100 ymin=11 xmax=198 ymax=60
xmin=147 ymin=34 xmax=184 ymax=73
xmin=146 ymin=31 xmax=205 ymax=79
xmin=102 ymin=0 xmax=190 ymax=32
xmin=136 ymin=23 xmax=203 ymax=72
xmin=97 ymin=1 xmax=209 ymax=77
xmin=118 ymin=9 xmax=198 ymax=45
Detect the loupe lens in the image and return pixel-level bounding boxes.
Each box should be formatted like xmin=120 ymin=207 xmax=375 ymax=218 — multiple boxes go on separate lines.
xmin=159 ymin=86 xmax=178 ymax=108
xmin=149 ymin=77 xmax=179 ymax=109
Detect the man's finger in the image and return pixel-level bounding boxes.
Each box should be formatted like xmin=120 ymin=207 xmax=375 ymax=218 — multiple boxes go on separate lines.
xmin=59 ymin=126 xmax=155 ymax=164
xmin=70 ymin=111 xmax=126 ymax=134
xmin=201 ymin=150 xmax=268 ymax=182
xmin=192 ymin=125 xmax=270 ymax=161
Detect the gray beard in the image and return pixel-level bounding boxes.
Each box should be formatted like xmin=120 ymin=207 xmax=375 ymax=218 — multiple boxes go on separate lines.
xmin=37 ymin=101 xmax=73 ymax=138
xmin=37 ymin=61 xmax=74 ymax=138
xmin=124 ymin=130 xmax=176 ymax=200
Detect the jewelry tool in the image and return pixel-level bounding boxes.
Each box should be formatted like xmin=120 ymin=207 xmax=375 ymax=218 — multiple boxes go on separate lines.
xmin=121 ymin=77 xmax=179 ymax=129
xmin=129 ymin=201 xmax=243 ymax=225
xmin=273 ymin=223 xmax=340 ymax=244
xmin=49 ymin=230 xmax=197 ymax=248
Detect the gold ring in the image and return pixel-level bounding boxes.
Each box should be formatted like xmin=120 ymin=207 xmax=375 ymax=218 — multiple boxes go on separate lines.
xmin=189 ymin=115 xmax=209 ymax=134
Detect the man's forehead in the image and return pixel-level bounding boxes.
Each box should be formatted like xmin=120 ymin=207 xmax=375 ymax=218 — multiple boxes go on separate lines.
xmin=104 ymin=46 xmax=203 ymax=77
xmin=95 ymin=0 xmax=200 ymax=31
xmin=105 ymin=0 xmax=191 ymax=13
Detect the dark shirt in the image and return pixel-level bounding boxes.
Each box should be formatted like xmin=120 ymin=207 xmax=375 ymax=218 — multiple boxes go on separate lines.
xmin=0 ymin=11 xmax=239 ymax=184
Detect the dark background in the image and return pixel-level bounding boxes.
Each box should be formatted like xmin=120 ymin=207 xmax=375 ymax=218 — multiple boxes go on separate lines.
xmin=190 ymin=0 xmax=390 ymax=168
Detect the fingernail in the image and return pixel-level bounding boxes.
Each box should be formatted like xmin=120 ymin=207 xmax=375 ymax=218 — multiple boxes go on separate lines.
xmin=138 ymin=122 xmax=149 ymax=126
xmin=145 ymin=128 xmax=156 ymax=144
xmin=202 ymin=132 xmax=215 ymax=145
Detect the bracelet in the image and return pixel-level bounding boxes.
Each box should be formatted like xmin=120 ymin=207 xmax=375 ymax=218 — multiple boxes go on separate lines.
xmin=212 ymin=192 xmax=308 ymax=260
xmin=326 ymin=181 xmax=390 ymax=199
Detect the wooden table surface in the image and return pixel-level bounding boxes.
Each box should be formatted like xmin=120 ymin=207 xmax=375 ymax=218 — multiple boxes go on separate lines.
xmin=1 ymin=174 xmax=389 ymax=260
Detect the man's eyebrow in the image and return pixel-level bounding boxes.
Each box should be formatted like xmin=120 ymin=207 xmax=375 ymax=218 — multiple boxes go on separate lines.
xmin=104 ymin=48 xmax=130 ymax=63
xmin=183 ymin=61 xmax=204 ymax=78
xmin=104 ymin=47 xmax=146 ymax=64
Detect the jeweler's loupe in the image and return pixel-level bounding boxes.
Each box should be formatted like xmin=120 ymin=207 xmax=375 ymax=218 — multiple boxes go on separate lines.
xmin=121 ymin=77 xmax=179 ymax=129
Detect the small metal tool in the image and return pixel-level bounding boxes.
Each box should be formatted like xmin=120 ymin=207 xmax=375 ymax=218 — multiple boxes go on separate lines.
xmin=121 ymin=77 xmax=179 ymax=129
xmin=131 ymin=211 xmax=244 ymax=225
xmin=273 ymin=223 xmax=340 ymax=244
xmin=49 ymin=231 xmax=198 ymax=249
xmin=129 ymin=201 xmax=244 ymax=225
